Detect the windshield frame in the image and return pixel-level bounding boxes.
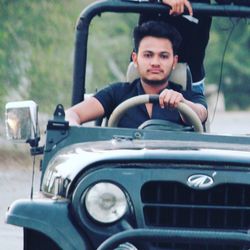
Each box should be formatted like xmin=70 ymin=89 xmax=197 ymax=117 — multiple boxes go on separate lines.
xmin=72 ymin=0 xmax=250 ymax=105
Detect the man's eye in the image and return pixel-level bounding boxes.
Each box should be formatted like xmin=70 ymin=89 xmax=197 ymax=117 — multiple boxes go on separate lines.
xmin=161 ymin=54 xmax=169 ymax=59
xmin=144 ymin=53 xmax=152 ymax=58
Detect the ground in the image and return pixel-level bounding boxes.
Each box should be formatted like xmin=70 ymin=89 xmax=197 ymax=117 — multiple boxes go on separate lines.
xmin=0 ymin=146 xmax=40 ymax=250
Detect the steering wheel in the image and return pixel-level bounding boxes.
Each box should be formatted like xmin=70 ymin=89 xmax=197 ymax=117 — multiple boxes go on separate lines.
xmin=107 ymin=94 xmax=204 ymax=133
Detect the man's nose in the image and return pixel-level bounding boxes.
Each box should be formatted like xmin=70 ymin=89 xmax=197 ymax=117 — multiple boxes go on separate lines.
xmin=150 ymin=56 xmax=160 ymax=66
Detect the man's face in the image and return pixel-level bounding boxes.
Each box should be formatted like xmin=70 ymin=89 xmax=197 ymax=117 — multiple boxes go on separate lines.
xmin=132 ymin=36 xmax=178 ymax=86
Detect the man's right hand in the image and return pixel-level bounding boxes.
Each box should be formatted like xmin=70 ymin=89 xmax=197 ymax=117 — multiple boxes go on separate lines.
xmin=65 ymin=96 xmax=105 ymax=126
xmin=162 ymin=0 xmax=193 ymax=16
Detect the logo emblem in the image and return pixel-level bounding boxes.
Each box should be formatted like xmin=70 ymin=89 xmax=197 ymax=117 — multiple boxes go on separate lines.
xmin=187 ymin=174 xmax=214 ymax=189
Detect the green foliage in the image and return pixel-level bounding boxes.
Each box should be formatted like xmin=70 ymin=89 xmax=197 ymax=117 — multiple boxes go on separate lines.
xmin=205 ymin=17 xmax=250 ymax=110
xmin=86 ymin=13 xmax=137 ymax=92
xmin=0 ymin=0 xmax=91 ymax=114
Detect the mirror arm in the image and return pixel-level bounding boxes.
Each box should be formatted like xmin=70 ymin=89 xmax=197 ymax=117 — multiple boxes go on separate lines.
xmin=27 ymin=137 xmax=44 ymax=156
xmin=30 ymin=145 xmax=44 ymax=156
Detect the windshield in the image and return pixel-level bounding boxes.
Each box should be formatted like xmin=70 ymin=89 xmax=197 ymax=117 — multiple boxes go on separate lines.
xmin=85 ymin=7 xmax=249 ymax=136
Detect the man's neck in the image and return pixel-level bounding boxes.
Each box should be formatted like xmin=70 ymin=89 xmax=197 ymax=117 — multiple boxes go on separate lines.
xmin=141 ymin=80 xmax=169 ymax=95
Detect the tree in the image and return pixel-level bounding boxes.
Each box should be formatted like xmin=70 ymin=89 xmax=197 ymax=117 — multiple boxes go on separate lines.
xmin=205 ymin=17 xmax=250 ymax=110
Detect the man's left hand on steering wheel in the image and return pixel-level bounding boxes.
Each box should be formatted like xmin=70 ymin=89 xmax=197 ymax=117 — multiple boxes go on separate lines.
xmin=159 ymin=89 xmax=184 ymax=109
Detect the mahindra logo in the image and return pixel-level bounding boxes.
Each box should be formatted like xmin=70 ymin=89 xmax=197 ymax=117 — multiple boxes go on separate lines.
xmin=187 ymin=174 xmax=214 ymax=189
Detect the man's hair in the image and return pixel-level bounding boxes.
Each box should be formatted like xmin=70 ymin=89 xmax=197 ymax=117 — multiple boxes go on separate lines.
xmin=133 ymin=21 xmax=182 ymax=55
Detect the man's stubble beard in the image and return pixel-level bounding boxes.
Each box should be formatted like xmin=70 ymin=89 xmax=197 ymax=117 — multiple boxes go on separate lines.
xmin=141 ymin=75 xmax=169 ymax=86
xmin=139 ymin=65 xmax=174 ymax=87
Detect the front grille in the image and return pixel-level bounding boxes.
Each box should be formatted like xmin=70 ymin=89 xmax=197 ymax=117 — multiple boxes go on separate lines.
xmin=142 ymin=182 xmax=250 ymax=229
xmin=141 ymin=181 xmax=250 ymax=249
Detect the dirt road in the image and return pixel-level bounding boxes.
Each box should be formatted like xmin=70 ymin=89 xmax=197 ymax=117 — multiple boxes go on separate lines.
xmin=0 ymin=150 xmax=40 ymax=250
xmin=209 ymin=111 xmax=250 ymax=135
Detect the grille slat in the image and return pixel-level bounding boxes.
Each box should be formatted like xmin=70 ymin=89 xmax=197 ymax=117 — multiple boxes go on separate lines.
xmin=141 ymin=181 xmax=250 ymax=249
xmin=142 ymin=182 xmax=250 ymax=230
xmin=143 ymin=203 xmax=250 ymax=210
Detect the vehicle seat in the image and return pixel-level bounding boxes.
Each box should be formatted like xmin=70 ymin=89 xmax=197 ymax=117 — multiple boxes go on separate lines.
xmin=126 ymin=62 xmax=192 ymax=91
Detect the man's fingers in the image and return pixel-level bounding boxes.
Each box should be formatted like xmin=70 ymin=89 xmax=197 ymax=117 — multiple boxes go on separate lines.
xmin=159 ymin=90 xmax=184 ymax=108
xmin=160 ymin=90 xmax=174 ymax=108
xmin=185 ymin=0 xmax=193 ymax=16
xmin=169 ymin=94 xmax=178 ymax=108
xmin=180 ymin=4 xmax=184 ymax=14
xmin=159 ymin=92 xmax=166 ymax=108
xmin=164 ymin=0 xmax=193 ymax=16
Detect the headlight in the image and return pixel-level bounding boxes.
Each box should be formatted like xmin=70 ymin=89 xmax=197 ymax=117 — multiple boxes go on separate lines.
xmin=85 ymin=182 xmax=127 ymax=223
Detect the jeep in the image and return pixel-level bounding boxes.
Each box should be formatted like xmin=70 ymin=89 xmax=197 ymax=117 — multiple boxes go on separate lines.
xmin=5 ymin=0 xmax=250 ymax=249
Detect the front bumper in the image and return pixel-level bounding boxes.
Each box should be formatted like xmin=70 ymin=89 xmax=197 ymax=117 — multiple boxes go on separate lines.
xmin=97 ymin=228 xmax=250 ymax=250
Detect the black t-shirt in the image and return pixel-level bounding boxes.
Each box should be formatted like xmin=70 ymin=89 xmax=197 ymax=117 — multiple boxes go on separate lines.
xmin=94 ymin=79 xmax=207 ymax=128
xmin=139 ymin=0 xmax=212 ymax=83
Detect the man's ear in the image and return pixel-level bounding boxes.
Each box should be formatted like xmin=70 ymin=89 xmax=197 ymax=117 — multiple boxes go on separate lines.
xmin=172 ymin=55 xmax=178 ymax=70
xmin=132 ymin=51 xmax=138 ymax=67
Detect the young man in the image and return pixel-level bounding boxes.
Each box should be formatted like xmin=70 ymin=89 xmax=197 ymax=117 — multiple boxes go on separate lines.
xmin=66 ymin=21 xmax=207 ymax=128
xmin=140 ymin=0 xmax=212 ymax=94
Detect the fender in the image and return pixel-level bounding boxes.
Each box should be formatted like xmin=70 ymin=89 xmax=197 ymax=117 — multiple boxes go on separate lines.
xmin=6 ymin=199 xmax=90 ymax=250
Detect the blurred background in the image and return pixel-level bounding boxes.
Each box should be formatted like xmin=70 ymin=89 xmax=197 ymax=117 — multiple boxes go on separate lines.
xmin=1 ymin=0 xmax=249 ymax=115
xmin=0 ymin=1 xmax=249 ymax=248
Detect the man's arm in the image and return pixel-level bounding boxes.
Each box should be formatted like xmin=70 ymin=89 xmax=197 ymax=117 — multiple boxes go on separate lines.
xmin=159 ymin=89 xmax=208 ymax=123
xmin=65 ymin=97 xmax=105 ymax=126
xmin=182 ymin=99 xmax=208 ymax=123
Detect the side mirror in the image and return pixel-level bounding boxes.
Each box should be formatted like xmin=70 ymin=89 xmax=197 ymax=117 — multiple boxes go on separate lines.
xmin=5 ymin=100 xmax=39 ymax=143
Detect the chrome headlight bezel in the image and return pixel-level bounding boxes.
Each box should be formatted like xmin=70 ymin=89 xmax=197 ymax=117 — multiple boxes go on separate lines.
xmin=84 ymin=182 xmax=128 ymax=224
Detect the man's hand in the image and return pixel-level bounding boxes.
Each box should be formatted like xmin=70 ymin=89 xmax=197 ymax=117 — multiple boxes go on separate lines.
xmin=65 ymin=109 xmax=81 ymax=126
xmin=159 ymin=89 xmax=208 ymax=123
xmin=159 ymin=89 xmax=184 ymax=109
xmin=162 ymin=0 xmax=193 ymax=16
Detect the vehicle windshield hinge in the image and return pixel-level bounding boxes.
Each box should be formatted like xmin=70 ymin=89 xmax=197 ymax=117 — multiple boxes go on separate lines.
xmin=45 ymin=104 xmax=69 ymax=152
